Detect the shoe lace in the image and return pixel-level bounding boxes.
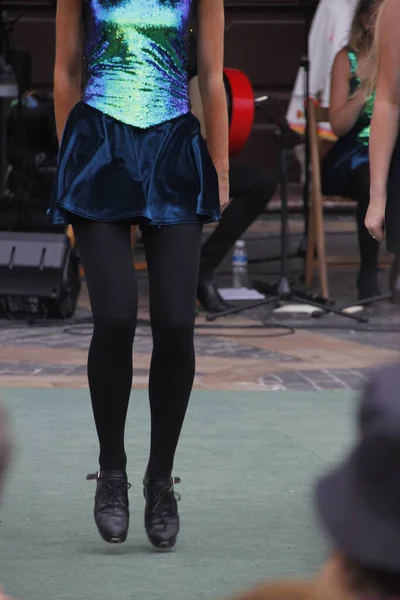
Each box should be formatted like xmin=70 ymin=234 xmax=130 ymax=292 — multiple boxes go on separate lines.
xmin=86 ymin=471 xmax=131 ymax=507
xmin=150 ymin=477 xmax=181 ymax=515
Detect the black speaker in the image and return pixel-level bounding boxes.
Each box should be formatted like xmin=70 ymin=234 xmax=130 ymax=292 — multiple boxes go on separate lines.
xmin=0 ymin=231 xmax=81 ymax=319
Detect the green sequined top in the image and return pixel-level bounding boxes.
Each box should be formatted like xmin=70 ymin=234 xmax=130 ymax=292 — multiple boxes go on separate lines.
xmin=347 ymin=47 xmax=375 ymax=145
xmin=82 ymin=0 xmax=193 ymax=129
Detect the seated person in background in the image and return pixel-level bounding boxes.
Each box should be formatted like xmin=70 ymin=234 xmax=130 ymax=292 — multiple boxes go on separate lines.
xmin=187 ymin=31 xmax=278 ymax=313
xmin=321 ymin=0 xmax=381 ymax=300
xmin=198 ymin=157 xmax=277 ymax=312
xmin=287 ymin=0 xmax=358 ymax=165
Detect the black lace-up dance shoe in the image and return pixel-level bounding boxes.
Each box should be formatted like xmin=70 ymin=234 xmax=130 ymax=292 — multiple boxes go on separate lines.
xmin=87 ymin=470 xmax=130 ymax=543
xmin=143 ymin=476 xmax=181 ymax=549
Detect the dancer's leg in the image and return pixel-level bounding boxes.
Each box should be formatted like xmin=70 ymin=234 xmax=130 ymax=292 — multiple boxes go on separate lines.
xmin=73 ymin=217 xmax=137 ymax=543
xmin=141 ymin=223 xmax=203 ymax=548
xmin=143 ymin=223 xmax=203 ymax=478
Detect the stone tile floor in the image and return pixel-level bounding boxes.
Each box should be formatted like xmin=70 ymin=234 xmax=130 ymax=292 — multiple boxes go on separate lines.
xmin=0 ymin=217 xmax=399 ymax=391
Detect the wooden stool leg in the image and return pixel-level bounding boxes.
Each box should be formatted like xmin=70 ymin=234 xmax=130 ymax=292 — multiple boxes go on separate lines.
xmin=66 ymin=224 xmax=75 ymax=248
xmin=305 ymin=194 xmax=315 ymax=289
xmin=130 ymin=225 xmax=148 ymax=272
xmin=313 ymin=190 xmax=329 ymax=299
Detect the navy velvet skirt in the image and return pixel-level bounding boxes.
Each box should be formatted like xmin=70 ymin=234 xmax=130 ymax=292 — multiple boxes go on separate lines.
xmin=49 ymin=101 xmax=221 ymax=227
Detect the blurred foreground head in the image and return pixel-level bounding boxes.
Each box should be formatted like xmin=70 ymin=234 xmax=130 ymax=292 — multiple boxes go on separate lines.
xmin=0 ymin=404 xmax=11 ymax=500
xmin=316 ymin=362 xmax=400 ymax=596
xmin=232 ymin=579 xmax=351 ymax=600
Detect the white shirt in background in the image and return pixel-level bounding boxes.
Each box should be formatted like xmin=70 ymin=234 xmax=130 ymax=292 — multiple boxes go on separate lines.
xmin=286 ymin=0 xmax=359 ymax=139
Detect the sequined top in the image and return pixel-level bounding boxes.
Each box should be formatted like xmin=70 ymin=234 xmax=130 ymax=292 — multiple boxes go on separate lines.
xmin=82 ymin=0 xmax=193 ymax=128
xmin=347 ymin=47 xmax=375 ymax=146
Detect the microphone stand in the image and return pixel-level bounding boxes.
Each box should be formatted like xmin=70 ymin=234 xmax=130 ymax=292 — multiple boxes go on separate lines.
xmin=207 ymin=108 xmax=368 ymax=325
xmin=299 ymin=0 xmax=312 ymax=255
xmin=248 ymin=1 xmax=314 ymax=268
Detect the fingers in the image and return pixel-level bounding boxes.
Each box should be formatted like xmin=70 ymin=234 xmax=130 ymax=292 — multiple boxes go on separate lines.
xmin=219 ymin=195 xmax=230 ymax=212
xmin=365 ymin=213 xmax=385 ymax=242
xmin=367 ymin=227 xmax=385 ymax=242
xmin=218 ymin=181 xmax=230 ymax=213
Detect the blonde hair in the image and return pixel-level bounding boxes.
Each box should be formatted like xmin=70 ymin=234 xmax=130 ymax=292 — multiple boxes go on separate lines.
xmin=349 ymin=0 xmax=378 ymax=54
xmin=363 ymin=0 xmax=387 ymax=97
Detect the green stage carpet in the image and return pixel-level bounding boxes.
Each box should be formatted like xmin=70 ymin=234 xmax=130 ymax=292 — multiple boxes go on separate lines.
xmin=0 ymin=389 xmax=357 ymax=600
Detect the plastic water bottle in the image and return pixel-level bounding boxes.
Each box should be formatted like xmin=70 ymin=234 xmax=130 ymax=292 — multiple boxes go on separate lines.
xmin=232 ymin=240 xmax=248 ymax=288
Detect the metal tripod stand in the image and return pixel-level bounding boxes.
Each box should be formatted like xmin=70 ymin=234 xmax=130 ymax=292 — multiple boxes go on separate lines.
xmin=207 ymin=120 xmax=368 ymax=325
xmin=247 ymin=1 xmax=315 ymax=270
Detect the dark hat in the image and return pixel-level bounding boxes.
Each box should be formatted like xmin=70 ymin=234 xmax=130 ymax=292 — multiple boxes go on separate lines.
xmin=316 ymin=362 xmax=400 ymax=573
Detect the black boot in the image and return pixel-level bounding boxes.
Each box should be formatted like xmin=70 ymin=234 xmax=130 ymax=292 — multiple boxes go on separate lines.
xmin=357 ymin=265 xmax=380 ymax=301
xmin=87 ymin=470 xmax=130 ymax=543
xmin=197 ymin=277 xmax=230 ymax=313
xmin=143 ymin=477 xmax=180 ymax=549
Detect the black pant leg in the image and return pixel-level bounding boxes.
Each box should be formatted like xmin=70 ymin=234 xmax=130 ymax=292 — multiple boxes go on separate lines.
xmin=347 ymin=162 xmax=379 ymax=269
xmin=199 ymin=159 xmax=277 ymax=278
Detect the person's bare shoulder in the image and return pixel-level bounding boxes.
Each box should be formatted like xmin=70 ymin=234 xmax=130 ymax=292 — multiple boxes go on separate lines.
xmin=384 ymin=0 xmax=400 ymax=10
xmin=380 ymin=0 xmax=400 ymax=31
xmin=331 ymin=47 xmax=351 ymax=78
xmin=378 ymin=0 xmax=400 ymax=53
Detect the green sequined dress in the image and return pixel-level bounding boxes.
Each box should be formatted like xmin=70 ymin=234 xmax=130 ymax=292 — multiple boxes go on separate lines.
xmin=321 ymin=47 xmax=375 ymax=196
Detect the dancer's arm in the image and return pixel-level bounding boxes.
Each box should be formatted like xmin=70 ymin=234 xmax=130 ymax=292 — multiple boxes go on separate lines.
xmin=197 ymin=0 xmax=229 ymax=211
xmin=54 ymin=0 xmax=83 ymax=142
xmin=329 ymin=49 xmax=366 ymax=137
xmin=367 ymin=0 xmax=400 ymax=240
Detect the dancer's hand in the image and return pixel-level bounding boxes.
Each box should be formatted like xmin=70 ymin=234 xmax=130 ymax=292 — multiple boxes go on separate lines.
xmin=365 ymin=196 xmax=386 ymax=242
xmin=218 ymin=172 xmax=229 ymax=212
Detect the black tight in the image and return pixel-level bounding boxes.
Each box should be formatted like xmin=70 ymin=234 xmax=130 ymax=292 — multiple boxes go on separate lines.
xmin=323 ymin=158 xmax=378 ymax=269
xmin=347 ymin=162 xmax=379 ymax=269
xmin=72 ymin=219 xmax=203 ymax=479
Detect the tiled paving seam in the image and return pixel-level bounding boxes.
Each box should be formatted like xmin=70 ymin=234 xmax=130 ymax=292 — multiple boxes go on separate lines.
xmin=0 ymin=363 xmax=373 ymax=390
